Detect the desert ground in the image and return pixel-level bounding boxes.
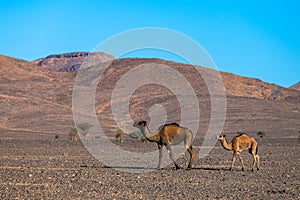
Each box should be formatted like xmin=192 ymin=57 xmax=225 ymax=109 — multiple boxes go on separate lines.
xmin=0 ymin=131 xmax=299 ymax=199
xmin=1 ymin=54 xmax=299 ymax=199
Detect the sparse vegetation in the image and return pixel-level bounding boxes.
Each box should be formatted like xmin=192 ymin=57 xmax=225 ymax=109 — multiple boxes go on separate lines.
xmin=257 ymin=131 xmax=266 ymax=138
xmin=128 ymin=130 xmax=142 ymax=138
xmin=76 ymin=122 xmax=93 ymax=136
xmin=128 ymin=129 xmax=147 ymax=142
xmin=140 ymin=137 xmax=148 ymax=142
xmin=115 ymin=128 xmax=124 ymax=145
xmin=54 ymin=134 xmax=60 ymax=139
xmin=69 ymin=127 xmax=78 ymax=142
xmin=69 ymin=123 xmax=92 ymax=140
xmin=68 ymin=123 xmax=92 ymax=141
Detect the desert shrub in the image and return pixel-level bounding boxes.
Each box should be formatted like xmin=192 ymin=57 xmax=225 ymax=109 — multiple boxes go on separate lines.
xmin=129 ymin=130 xmax=147 ymax=142
xmin=129 ymin=130 xmax=142 ymax=138
xmin=116 ymin=128 xmax=124 ymax=136
xmin=69 ymin=127 xmax=78 ymax=142
xmin=140 ymin=136 xmax=148 ymax=142
xmin=257 ymin=131 xmax=266 ymax=138
xmin=76 ymin=122 xmax=93 ymax=136
xmin=54 ymin=134 xmax=60 ymax=139
xmin=117 ymin=127 xmax=123 ymax=132
xmin=70 ymin=127 xmax=77 ymax=135
xmin=115 ymin=128 xmax=124 ymax=144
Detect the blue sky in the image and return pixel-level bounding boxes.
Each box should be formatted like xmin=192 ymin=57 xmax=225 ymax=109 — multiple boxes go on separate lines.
xmin=1 ymin=0 xmax=299 ymax=87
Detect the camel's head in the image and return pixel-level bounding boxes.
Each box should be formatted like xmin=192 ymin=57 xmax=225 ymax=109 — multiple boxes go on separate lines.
xmin=217 ymin=135 xmax=226 ymax=141
xmin=133 ymin=120 xmax=147 ymax=128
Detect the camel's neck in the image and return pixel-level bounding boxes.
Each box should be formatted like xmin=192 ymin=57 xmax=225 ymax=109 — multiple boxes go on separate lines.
xmin=141 ymin=126 xmax=160 ymax=143
xmin=219 ymin=138 xmax=233 ymax=151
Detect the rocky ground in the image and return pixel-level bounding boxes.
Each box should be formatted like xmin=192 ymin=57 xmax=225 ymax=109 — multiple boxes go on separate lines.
xmin=0 ymin=132 xmax=299 ymax=199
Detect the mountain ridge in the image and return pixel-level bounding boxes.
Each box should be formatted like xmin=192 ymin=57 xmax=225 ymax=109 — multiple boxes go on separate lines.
xmin=0 ymin=53 xmax=299 ymax=136
xmin=32 ymin=52 xmax=114 ymax=72
xmin=29 ymin=53 xmax=299 ymax=100
xmin=289 ymin=82 xmax=300 ymax=90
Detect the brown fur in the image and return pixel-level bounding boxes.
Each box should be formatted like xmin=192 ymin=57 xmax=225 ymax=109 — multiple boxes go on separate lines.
xmin=133 ymin=121 xmax=195 ymax=170
xmin=217 ymin=134 xmax=260 ymax=171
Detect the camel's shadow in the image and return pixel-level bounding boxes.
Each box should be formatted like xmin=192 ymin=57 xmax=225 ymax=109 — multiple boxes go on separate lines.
xmin=88 ymin=165 xmax=229 ymax=171
xmin=101 ymin=165 xmax=158 ymax=170
xmin=191 ymin=166 xmax=229 ymax=171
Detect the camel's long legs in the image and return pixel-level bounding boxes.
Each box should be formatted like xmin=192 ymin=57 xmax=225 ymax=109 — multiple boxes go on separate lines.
xmin=251 ymin=154 xmax=260 ymax=171
xmin=256 ymin=155 xmax=260 ymax=170
xmin=251 ymin=155 xmax=256 ymax=171
xmin=166 ymin=145 xmax=180 ymax=170
xmin=231 ymin=153 xmax=237 ymax=171
xmin=187 ymin=146 xmax=194 ymax=169
xmin=157 ymin=144 xmax=163 ymax=169
xmin=237 ymin=154 xmax=246 ymax=171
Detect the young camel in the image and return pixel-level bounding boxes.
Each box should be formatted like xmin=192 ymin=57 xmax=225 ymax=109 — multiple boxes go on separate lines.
xmin=133 ymin=120 xmax=195 ymax=170
xmin=217 ymin=134 xmax=260 ymax=171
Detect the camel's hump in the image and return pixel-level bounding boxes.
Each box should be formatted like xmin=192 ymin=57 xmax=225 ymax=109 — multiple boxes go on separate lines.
xmin=165 ymin=123 xmax=180 ymax=127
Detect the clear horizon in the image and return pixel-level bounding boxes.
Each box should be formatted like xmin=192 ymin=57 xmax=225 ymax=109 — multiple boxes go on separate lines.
xmin=1 ymin=0 xmax=299 ymax=87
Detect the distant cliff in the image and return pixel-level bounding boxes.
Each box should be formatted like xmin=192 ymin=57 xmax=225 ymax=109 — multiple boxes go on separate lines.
xmin=32 ymin=52 xmax=114 ymax=72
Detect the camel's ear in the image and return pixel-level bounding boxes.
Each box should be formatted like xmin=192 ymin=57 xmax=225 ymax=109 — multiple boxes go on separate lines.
xmin=222 ymin=134 xmax=226 ymax=137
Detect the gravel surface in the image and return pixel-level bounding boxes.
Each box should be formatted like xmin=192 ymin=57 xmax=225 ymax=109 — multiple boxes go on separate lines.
xmin=0 ymin=134 xmax=299 ymax=199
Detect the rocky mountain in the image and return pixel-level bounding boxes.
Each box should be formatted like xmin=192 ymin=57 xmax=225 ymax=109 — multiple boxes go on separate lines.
xmin=289 ymin=82 xmax=300 ymax=91
xmin=32 ymin=52 xmax=114 ymax=72
xmin=90 ymin=58 xmax=300 ymax=136
xmin=31 ymin=53 xmax=299 ymax=100
xmin=1 ymin=54 xmax=299 ymax=136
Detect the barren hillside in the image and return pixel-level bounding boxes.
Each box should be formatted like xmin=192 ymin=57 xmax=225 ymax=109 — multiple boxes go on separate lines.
xmin=0 ymin=55 xmax=74 ymax=134
xmin=32 ymin=54 xmax=299 ymax=100
xmin=90 ymin=58 xmax=300 ymax=136
xmin=0 ymin=54 xmax=299 ymax=137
